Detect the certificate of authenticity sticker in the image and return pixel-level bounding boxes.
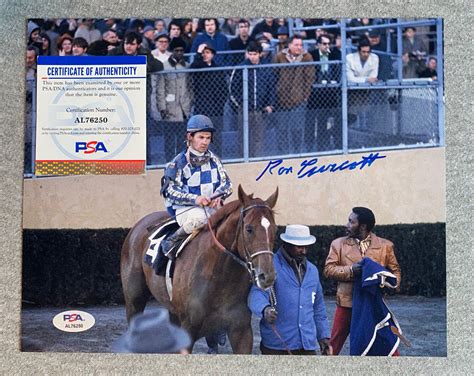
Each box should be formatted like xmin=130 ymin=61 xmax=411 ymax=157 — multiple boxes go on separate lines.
xmin=35 ymin=56 xmax=147 ymax=175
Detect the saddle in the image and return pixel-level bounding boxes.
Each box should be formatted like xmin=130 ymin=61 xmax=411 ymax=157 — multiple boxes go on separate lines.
xmin=144 ymin=219 xmax=194 ymax=277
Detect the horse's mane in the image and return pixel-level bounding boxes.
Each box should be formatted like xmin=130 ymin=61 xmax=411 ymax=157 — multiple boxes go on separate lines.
xmin=209 ymin=194 xmax=273 ymax=229
xmin=208 ymin=199 xmax=241 ymax=228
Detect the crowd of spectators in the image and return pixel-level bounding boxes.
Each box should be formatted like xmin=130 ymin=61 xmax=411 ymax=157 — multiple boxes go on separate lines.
xmin=25 ymin=18 xmax=441 ymax=167
xmin=26 ymin=18 xmax=439 ymax=78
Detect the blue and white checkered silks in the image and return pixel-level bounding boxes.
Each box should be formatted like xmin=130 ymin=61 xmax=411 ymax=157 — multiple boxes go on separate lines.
xmin=163 ymin=150 xmax=233 ymax=215
xmin=182 ymin=160 xmax=219 ymax=198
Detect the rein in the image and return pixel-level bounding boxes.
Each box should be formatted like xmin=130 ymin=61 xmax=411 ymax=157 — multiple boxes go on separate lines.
xmin=205 ymin=213 xmax=248 ymax=270
xmin=160 ymin=192 xmax=229 ymax=224
xmin=269 ymin=286 xmax=293 ymax=355
xmin=205 ymin=202 xmax=292 ymax=355
xmin=204 ymin=203 xmax=274 ymax=283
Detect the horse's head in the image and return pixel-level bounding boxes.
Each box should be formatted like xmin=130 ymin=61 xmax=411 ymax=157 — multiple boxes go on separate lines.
xmin=234 ymin=185 xmax=279 ymax=290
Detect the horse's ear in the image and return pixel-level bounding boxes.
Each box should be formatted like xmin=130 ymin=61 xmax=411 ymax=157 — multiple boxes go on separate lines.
xmin=265 ymin=187 xmax=279 ymax=209
xmin=238 ymin=184 xmax=252 ymax=207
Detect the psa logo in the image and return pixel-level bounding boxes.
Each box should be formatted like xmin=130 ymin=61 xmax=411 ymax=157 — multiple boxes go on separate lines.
xmin=53 ymin=310 xmax=95 ymax=332
xmin=75 ymin=141 xmax=109 ymax=154
xmin=64 ymin=313 xmax=84 ymax=322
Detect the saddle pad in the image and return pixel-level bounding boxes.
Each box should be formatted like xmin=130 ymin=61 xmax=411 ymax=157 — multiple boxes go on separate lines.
xmin=144 ymin=219 xmax=197 ymax=266
xmin=144 ymin=219 xmax=178 ymax=265
xmin=144 ymin=225 xmax=201 ymax=302
xmin=165 ymin=233 xmax=197 ymax=302
xmin=175 ymin=232 xmax=196 ymax=258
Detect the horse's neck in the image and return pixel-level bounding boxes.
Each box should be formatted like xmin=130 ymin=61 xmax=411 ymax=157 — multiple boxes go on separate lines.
xmin=217 ymin=211 xmax=252 ymax=291
xmin=197 ymin=210 xmax=250 ymax=291
xmin=214 ymin=208 xmax=240 ymax=250
xmin=214 ymin=255 xmax=252 ymax=297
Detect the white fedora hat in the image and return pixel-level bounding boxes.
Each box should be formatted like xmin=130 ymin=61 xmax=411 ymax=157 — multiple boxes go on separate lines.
xmin=280 ymin=225 xmax=316 ymax=246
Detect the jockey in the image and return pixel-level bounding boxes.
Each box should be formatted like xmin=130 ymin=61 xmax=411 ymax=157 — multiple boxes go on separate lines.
xmin=160 ymin=114 xmax=233 ymax=260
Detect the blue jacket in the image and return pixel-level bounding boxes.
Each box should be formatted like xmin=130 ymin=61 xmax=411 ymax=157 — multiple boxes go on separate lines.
xmin=191 ymin=32 xmax=229 ymax=65
xmin=350 ymin=257 xmax=401 ymax=356
xmin=189 ymin=54 xmax=228 ymax=117
xmin=229 ymin=59 xmax=276 ymax=112
xmin=248 ymin=248 xmax=330 ymax=351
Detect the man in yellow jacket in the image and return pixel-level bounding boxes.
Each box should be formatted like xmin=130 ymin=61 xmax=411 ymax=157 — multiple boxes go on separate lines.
xmin=324 ymin=206 xmax=401 ymax=355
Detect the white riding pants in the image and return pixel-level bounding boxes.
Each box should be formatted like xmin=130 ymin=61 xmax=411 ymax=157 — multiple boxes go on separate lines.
xmin=175 ymin=206 xmax=216 ymax=234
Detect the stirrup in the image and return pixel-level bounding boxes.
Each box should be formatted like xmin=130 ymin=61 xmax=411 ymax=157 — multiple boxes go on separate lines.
xmin=162 ymin=227 xmax=188 ymax=260
xmin=164 ymin=245 xmax=178 ymax=260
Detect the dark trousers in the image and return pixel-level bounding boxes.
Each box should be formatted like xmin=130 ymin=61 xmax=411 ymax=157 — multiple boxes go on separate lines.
xmin=330 ymin=305 xmax=400 ymax=356
xmin=206 ymin=335 xmax=218 ymax=352
xmin=227 ymin=109 xmax=272 ymax=158
xmin=249 ymin=110 xmax=266 ymax=157
xmin=305 ymin=107 xmax=342 ymax=152
xmin=260 ymin=343 xmax=317 ymax=355
xmin=275 ymin=102 xmax=307 ymax=155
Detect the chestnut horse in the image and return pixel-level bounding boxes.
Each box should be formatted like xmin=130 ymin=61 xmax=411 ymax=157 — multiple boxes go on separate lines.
xmin=120 ymin=185 xmax=278 ymax=353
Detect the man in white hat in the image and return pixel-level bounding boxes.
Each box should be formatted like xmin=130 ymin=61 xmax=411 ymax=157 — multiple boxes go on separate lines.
xmin=248 ymin=225 xmax=332 ymax=355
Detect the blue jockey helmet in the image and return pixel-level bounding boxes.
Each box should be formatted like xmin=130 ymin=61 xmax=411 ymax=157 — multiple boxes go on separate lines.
xmin=187 ymin=115 xmax=216 ymax=134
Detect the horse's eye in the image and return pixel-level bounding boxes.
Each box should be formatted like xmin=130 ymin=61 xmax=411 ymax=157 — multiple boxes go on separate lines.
xmin=245 ymin=225 xmax=253 ymax=234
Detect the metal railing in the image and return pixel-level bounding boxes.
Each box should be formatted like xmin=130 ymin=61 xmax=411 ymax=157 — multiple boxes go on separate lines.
xmin=24 ymin=18 xmax=444 ymax=176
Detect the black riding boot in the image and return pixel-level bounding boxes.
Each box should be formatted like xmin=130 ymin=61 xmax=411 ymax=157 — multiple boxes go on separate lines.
xmin=161 ymin=227 xmax=188 ymax=260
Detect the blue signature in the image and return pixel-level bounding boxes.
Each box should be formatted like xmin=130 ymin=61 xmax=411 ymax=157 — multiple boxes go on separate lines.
xmin=255 ymin=152 xmax=386 ymax=181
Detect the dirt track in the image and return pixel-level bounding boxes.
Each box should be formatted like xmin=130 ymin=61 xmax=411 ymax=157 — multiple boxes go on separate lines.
xmin=21 ymin=296 xmax=446 ymax=356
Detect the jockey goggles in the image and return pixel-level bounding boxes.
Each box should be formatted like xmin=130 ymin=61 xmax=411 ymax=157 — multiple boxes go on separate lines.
xmin=189 ymin=149 xmax=211 ymax=167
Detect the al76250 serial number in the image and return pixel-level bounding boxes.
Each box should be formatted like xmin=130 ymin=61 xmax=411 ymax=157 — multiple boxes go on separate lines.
xmin=74 ymin=117 xmax=108 ymax=124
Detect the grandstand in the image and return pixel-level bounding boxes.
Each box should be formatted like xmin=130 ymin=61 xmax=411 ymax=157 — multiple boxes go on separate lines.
xmin=24 ymin=18 xmax=444 ymax=175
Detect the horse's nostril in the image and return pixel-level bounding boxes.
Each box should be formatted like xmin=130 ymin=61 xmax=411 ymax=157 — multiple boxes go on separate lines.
xmin=258 ymin=273 xmax=266 ymax=282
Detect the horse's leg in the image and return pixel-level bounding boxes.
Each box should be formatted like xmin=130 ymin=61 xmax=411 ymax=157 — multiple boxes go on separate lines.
xmin=178 ymin=310 xmax=204 ymax=355
xmin=179 ymin=322 xmax=199 ymax=354
xmin=123 ymin=268 xmax=150 ymax=323
xmin=120 ymin=212 xmax=172 ymax=323
xmin=186 ymin=340 xmax=196 ymax=354
xmin=167 ymin=311 xmax=181 ymax=325
xmin=227 ymin=312 xmax=254 ymax=354
xmin=121 ymin=243 xmax=151 ymax=323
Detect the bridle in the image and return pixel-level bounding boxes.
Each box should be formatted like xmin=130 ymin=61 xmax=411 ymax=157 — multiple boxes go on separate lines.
xmin=205 ymin=203 xmax=274 ymax=285
xmin=206 ymin=203 xmax=293 ymax=355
